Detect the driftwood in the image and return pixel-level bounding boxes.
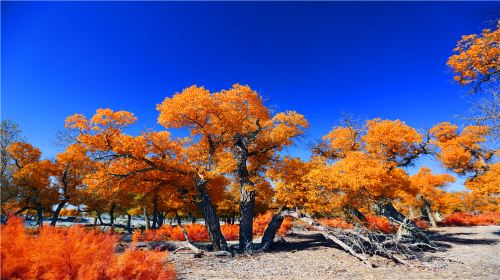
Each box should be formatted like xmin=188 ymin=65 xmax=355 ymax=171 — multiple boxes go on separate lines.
xmin=280 ymin=210 xmax=435 ymax=266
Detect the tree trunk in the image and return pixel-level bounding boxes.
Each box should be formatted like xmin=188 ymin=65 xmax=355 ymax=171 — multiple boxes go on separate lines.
xmin=158 ymin=212 xmax=164 ymax=228
xmin=143 ymin=207 xmax=150 ymax=230
xmin=344 ymin=206 xmax=367 ymax=225
xmin=109 ymin=203 xmax=116 ymax=228
xmin=127 ymin=213 xmax=132 ymax=233
xmin=195 ymin=179 xmax=229 ymax=251
xmin=433 ymin=211 xmax=442 ymax=222
xmin=97 ymin=212 xmax=104 ymax=224
xmin=239 ymin=188 xmax=255 ymax=251
xmin=152 ymin=193 xmax=159 ymax=229
xmin=376 ymin=200 xmax=435 ymax=246
xmin=260 ymin=210 xmax=285 ymax=250
xmin=35 ymin=202 xmax=43 ymax=227
xmin=422 ymin=198 xmax=437 ymax=227
xmin=50 ymin=200 xmax=68 ymax=226
xmin=233 ymin=131 xmax=258 ymax=252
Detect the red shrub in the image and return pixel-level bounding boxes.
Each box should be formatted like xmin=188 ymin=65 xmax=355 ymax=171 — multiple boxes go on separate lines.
xmin=253 ymin=212 xmax=273 ymax=235
xmin=366 ymin=215 xmax=396 ymax=233
xmin=221 ymin=224 xmax=239 ymax=240
xmin=252 ymin=212 xmax=293 ymax=236
xmin=318 ymin=218 xmax=354 ymax=229
xmin=440 ymin=212 xmax=500 ymax=226
xmin=277 ymin=217 xmax=293 ymax=236
xmin=413 ymin=219 xmax=431 ymax=230
xmin=1 ymin=216 xmax=175 ymax=280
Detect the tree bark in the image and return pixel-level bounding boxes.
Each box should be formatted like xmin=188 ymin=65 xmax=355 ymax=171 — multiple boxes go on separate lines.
xmin=344 ymin=206 xmax=367 ymax=225
xmin=152 ymin=192 xmax=159 ymax=229
xmin=195 ymin=178 xmax=229 ymax=251
xmin=375 ymin=200 xmax=435 ymax=246
xmin=127 ymin=213 xmax=132 ymax=233
xmin=233 ymin=130 xmax=259 ymax=252
xmin=259 ymin=210 xmax=285 ymax=250
xmin=50 ymin=199 xmax=68 ymax=226
xmin=35 ymin=202 xmax=43 ymax=227
xmin=97 ymin=212 xmax=104 ymax=225
xmin=109 ymin=203 xmax=116 ymax=226
xmin=422 ymin=198 xmax=437 ymax=228
xmin=143 ymin=207 xmax=150 ymax=230
xmin=239 ymin=189 xmax=255 ymax=251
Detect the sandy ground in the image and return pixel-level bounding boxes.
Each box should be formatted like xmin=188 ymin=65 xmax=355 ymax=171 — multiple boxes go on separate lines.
xmin=168 ymin=226 xmax=500 ymax=280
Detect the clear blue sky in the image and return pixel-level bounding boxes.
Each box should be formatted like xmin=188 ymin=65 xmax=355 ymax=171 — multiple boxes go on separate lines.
xmin=2 ymin=2 xmax=499 ymax=191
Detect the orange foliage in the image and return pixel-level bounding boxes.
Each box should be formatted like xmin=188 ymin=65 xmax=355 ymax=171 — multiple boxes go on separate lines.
xmin=318 ymin=218 xmax=354 ymax=229
xmin=447 ymin=21 xmax=499 ymax=86
xmin=440 ymin=212 xmax=500 ymax=227
xmin=365 ymin=215 xmax=396 ymax=233
xmin=413 ymin=219 xmax=431 ymax=230
xmin=1 ymin=216 xmax=175 ymax=280
xmin=252 ymin=212 xmax=293 ymax=236
xmin=221 ymin=224 xmax=239 ymax=240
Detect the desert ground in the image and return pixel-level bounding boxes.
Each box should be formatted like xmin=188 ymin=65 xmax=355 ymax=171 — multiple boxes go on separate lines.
xmin=168 ymin=226 xmax=500 ymax=280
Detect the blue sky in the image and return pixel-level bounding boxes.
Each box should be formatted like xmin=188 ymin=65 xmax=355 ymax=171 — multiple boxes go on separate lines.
xmin=2 ymin=2 xmax=499 ymax=191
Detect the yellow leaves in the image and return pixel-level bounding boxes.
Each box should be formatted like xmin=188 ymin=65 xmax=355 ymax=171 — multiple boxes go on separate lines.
xmin=447 ymin=21 xmax=500 ymax=86
xmin=363 ymin=119 xmax=422 ymax=161
xmin=322 ymin=126 xmax=360 ymax=157
xmin=7 ymin=142 xmax=42 ymax=167
xmin=157 ymin=85 xmax=216 ymax=133
xmin=430 ymin=122 xmax=491 ymax=174
xmin=465 ymin=162 xmax=500 ymax=196
xmin=410 ymin=167 xmax=455 ymax=199
xmin=89 ymin=108 xmax=137 ymax=128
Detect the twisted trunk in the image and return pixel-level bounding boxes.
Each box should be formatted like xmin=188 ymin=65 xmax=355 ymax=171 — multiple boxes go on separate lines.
xmin=233 ymin=131 xmax=259 ymax=252
xmin=127 ymin=213 xmax=132 ymax=233
xmin=375 ymin=200 xmax=435 ymax=246
xmin=152 ymin=192 xmax=159 ymax=229
xmin=422 ymin=198 xmax=437 ymax=228
xmin=344 ymin=206 xmax=367 ymax=225
xmin=259 ymin=209 xmax=285 ymax=250
xmin=195 ymin=178 xmax=229 ymax=251
xmin=50 ymin=199 xmax=68 ymax=226
xmin=109 ymin=203 xmax=116 ymax=228
xmin=143 ymin=207 xmax=150 ymax=230
xmin=35 ymin=202 xmax=43 ymax=227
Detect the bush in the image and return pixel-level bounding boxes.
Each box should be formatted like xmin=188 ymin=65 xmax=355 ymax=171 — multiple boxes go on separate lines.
xmin=318 ymin=218 xmax=354 ymax=229
xmin=366 ymin=215 xmax=396 ymax=233
xmin=1 ymin=216 xmax=175 ymax=280
xmin=221 ymin=224 xmax=239 ymax=240
xmin=440 ymin=212 xmax=500 ymax=226
xmin=413 ymin=219 xmax=431 ymax=230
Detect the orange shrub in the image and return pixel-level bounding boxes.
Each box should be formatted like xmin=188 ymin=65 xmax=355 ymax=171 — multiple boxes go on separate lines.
xmin=253 ymin=212 xmax=273 ymax=235
xmin=366 ymin=215 xmax=396 ymax=233
xmin=1 ymin=216 xmax=175 ymax=280
xmin=318 ymin=218 xmax=354 ymax=229
xmin=413 ymin=219 xmax=431 ymax=230
xmin=440 ymin=212 xmax=500 ymax=226
xmin=135 ymin=215 xmax=293 ymax=243
xmin=221 ymin=224 xmax=239 ymax=240
xmin=252 ymin=212 xmax=293 ymax=236
xmin=277 ymin=217 xmax=293 ymax=235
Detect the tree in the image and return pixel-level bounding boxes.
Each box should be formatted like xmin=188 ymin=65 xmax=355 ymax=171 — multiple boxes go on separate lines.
xmin=448 ymin=20 xmax=500 ymax=136
xmin=158 ymin=84 xmax=308 ymax=251
xmin=7 ymin=142 xmax=58 ymax=226
xmin=409 ymin=167 xmax=455 ymax=227
xmin=1 ymin=120 xmax=22 ymax=209
xmin=430 ymin=122 xmax=498 ymax=212
xmin=50 ymin=144 xmax=95 ymax=226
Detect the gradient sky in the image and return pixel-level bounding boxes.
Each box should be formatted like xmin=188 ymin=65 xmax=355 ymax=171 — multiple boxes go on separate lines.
xmin=2 ymin=1 xmax=499 ymax=191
